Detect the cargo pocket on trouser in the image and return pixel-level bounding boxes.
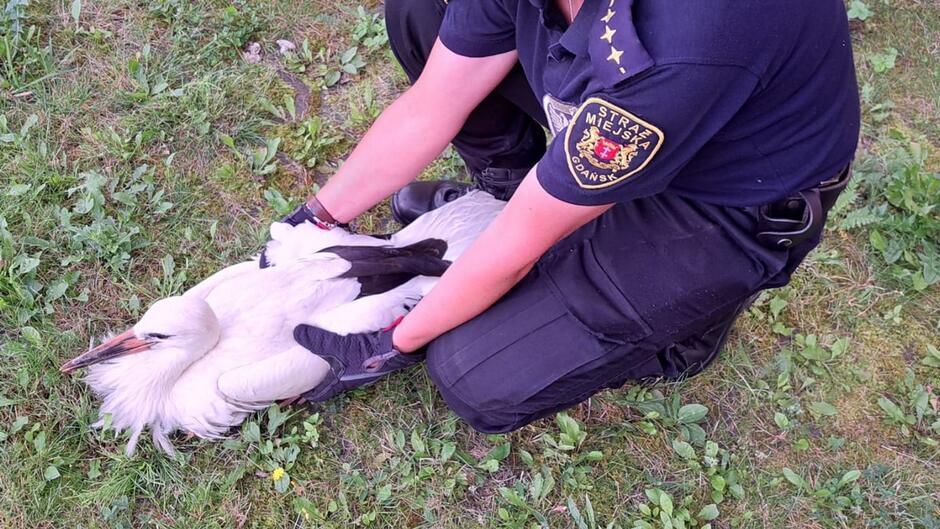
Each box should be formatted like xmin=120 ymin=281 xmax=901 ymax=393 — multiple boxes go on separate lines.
xmin=543 ymin=239 xmax=654 ymax=344
xmin=428 ymin=240 xmax=656 ymax=433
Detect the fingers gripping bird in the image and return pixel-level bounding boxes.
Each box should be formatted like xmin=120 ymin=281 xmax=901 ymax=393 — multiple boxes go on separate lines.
xmin=61 ymin=191 xmax=505 ymax=456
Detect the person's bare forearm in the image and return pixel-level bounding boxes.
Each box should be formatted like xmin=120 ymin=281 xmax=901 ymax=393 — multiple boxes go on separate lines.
xmin=392 ymin=214 xmax=537 ymax=352
xmin=311 ymin=86 xmax=462 ymax=222
xmin=308 ymin=42 xmax=519 ymax=223
xmin=391 ymin=173 xmax=612 ymax=353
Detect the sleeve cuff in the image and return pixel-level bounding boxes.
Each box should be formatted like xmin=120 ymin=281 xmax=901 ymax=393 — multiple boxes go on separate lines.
xmin=439 ymin=31 xmax=516 ymax=58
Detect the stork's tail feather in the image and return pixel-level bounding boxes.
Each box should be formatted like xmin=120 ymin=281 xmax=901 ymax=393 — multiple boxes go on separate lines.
xmin=322 ymin=238 xmax=450 ymax=297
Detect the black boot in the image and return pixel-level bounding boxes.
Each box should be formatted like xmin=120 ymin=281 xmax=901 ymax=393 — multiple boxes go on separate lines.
xmin=658 ymin=292 xmax=761 ymax=380
xmin=391 ymin=166 xmax=529 ymax=225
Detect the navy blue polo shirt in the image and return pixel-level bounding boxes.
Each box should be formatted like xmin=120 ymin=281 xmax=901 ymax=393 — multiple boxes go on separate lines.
xmin=439 ymin=0 xmax=860 ymax=207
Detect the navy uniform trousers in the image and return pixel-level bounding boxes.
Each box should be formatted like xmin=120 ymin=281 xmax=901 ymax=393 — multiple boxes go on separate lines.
xmin=387 ymin=0 xmax=828 ymax=433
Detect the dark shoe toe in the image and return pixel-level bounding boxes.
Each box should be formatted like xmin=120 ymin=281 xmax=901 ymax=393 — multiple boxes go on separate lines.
xmin=392 ymin=180 xmax=470 ymax=225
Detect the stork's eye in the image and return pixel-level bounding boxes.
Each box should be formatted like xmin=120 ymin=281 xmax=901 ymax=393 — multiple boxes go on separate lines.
xmin=146 ymin=333 xmax=172 ymax=340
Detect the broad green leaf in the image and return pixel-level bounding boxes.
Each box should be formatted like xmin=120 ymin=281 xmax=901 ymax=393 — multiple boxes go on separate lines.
xmin=645 ymin=488 xmax=663 ymax=504
xmin=21 ymin=326 xmax=41 ymax=344
xmin=484 ymin=443 xmax=511 ymax=462
xmin=440 ymin=441 xmax=456 ymax=462
xmin=478 ymin=459 xmax=498 ymax=473
xmin=410 ymin=430 xmax=426 ymax=455
xmin=877 ymin=396 xmax=906 ymax=422
xmin=846 ymin=0 xmax=873 ymax=20
xmin=709 ymin=474 xmax=726 ymax=493
xmin=659 ymin=492 xmax=674 ymax=516
xmin=44 ymin=465 xmax=60 ymax=481
xmin=769 ymin=296 xmax=787 ymax=319
xmin=677 ymin=404 xmax=708 ymax=424
xmin=809 ymin=401 xmax=839 ymax=417
xmin=704 ymin=440 xmax=719 ymax=458
xmin=45 ymin=280 xmax=68 ymax=302
xmin=340 ymin=46 xmax=359 ymax=64
xmin=242 ymin=421 xmax=261 ymax=443
xmin=870 ymin=229 xmax=887 ymax=251
xmin=838 ymin=470 xmax=861 ymax=488
xmin=87 ymin=460 xmax=101 ymax=479
xmin=33 ymin=431 xmax=46 ymax=452
xmin=556 ymin=412 xmax=581 ymax=435
xmin=922 ymin=345 xmax=940 ymax=368
xmin=274 ymin=471 xmax=290 ymax=493
xmin=774 ymin=412 xmax=789 ymax=429
xmin=830 ymin=337 xmax=849 ymax=358
xmin=376 ymin=484 xmax=392 ymax=503
xmin=393 ymin=429 xmax=405 ymax=449
xmin=219 ymin=133 xmax=236 ymax=150
xmin=151 ymin=80 xmax=168 ymax=95
xmin=7 ymin=184 xmax=31 ymax=196
xmin=870 ymin=47 xmax=898 ymax=73
xmin=672 ymin=439 xmax=695 ymax=460
xmin=11 ymin=416 xmax=28 ymax=434
xmin=782 ymin=467 xmax=807 ymax=489
xmin=697 ymin=504 xmax=719 ymax=521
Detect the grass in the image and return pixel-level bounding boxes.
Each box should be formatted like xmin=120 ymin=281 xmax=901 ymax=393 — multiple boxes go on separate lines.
xmin=1 ymin=0 xmax=938 ymax=527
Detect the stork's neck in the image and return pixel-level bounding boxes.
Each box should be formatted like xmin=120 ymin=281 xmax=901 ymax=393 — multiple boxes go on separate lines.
xmin=85 ymin=341 xmax=217 ymax=433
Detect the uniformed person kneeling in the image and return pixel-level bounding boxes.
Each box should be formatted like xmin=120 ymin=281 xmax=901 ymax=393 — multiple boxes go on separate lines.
xmin=271 ymin=0 xmax=861 ymax=433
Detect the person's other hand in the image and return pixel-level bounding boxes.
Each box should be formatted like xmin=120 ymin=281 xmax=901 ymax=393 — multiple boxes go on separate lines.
xmin=293 ymin=324 xmax=425 ymax=402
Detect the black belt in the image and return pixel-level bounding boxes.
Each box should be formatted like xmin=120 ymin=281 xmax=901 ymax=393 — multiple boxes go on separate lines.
xmin=755 ymin=165 xmax=852 ymax=249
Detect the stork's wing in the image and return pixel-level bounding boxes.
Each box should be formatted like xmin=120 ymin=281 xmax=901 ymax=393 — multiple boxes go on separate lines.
xmin=262 ymin=221 xmax=387 ymax=268
xmin=184 ymin=261 xmax=260 ymax=300
xmin=390 ymin=191 xmax=506 ymax=261
xmin=216 ymin=345 xmax=331 ymax=406
xmin=303 ymin=276 xmax=435 ymax=335
xmin=322 ymin=238 xmax=449 ymax=297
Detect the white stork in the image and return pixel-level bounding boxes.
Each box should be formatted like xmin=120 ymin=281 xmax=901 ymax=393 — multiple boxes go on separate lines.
xmin=60 ymin=191 xmax=504 ymax=455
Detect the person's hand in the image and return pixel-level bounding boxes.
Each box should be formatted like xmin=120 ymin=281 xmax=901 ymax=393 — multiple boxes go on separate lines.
xmin=259 ymin=198 xmax=347 ymax=268
xmin=259 ymin=203 xmax=320 ymax=268
xmin=293 ymin=324 xmax=425 ymax=402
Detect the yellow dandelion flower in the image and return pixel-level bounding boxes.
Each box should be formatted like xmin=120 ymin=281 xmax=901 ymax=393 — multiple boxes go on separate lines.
xmin=271 ymin=467 xmax=286 ymax=481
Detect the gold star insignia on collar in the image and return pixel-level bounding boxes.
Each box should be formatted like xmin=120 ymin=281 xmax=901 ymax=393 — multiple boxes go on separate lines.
xmin=607 ymin=46 xmax=624 ymax=64
xmin=600 ymin=25 xmax=616 ymax=43
xmin=601 ymin=9 xmax=615 ymax=23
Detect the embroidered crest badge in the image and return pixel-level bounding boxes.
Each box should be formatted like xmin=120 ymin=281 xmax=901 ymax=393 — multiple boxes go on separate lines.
xmin=564 ymin=97 xmax=664 ymax=189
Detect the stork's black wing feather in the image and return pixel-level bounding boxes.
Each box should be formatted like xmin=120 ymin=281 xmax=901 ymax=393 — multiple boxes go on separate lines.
xmin=320 ymin=238 xmax=450 ymax=297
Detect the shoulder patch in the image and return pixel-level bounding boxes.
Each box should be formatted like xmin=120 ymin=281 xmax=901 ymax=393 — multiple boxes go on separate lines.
xmin=564 ymin=97 xmax=664 ymax=189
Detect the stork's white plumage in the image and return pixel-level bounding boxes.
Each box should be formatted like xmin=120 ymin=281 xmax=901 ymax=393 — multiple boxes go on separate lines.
xmin=61 ymin=191 xmax=504 ymax=455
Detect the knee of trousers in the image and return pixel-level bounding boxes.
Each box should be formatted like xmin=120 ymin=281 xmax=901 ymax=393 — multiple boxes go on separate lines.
xmin=383 ymin=0 xmax=416 ymax=27
xmin=384 ymin=0 xmax=444 ymax=81
xmin=384 ymin=0 xmax=444 ymax=47
xmin=426 ymin=349 xmax=527 ymax=434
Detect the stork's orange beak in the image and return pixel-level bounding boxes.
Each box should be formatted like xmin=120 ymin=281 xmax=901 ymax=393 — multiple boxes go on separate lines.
xmin=60 ymin=330 xmax=152 ymax=373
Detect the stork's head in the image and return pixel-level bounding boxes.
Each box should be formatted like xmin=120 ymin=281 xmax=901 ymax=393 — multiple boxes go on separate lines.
xmin=61 ymin=295 xmax=221 ymax=374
